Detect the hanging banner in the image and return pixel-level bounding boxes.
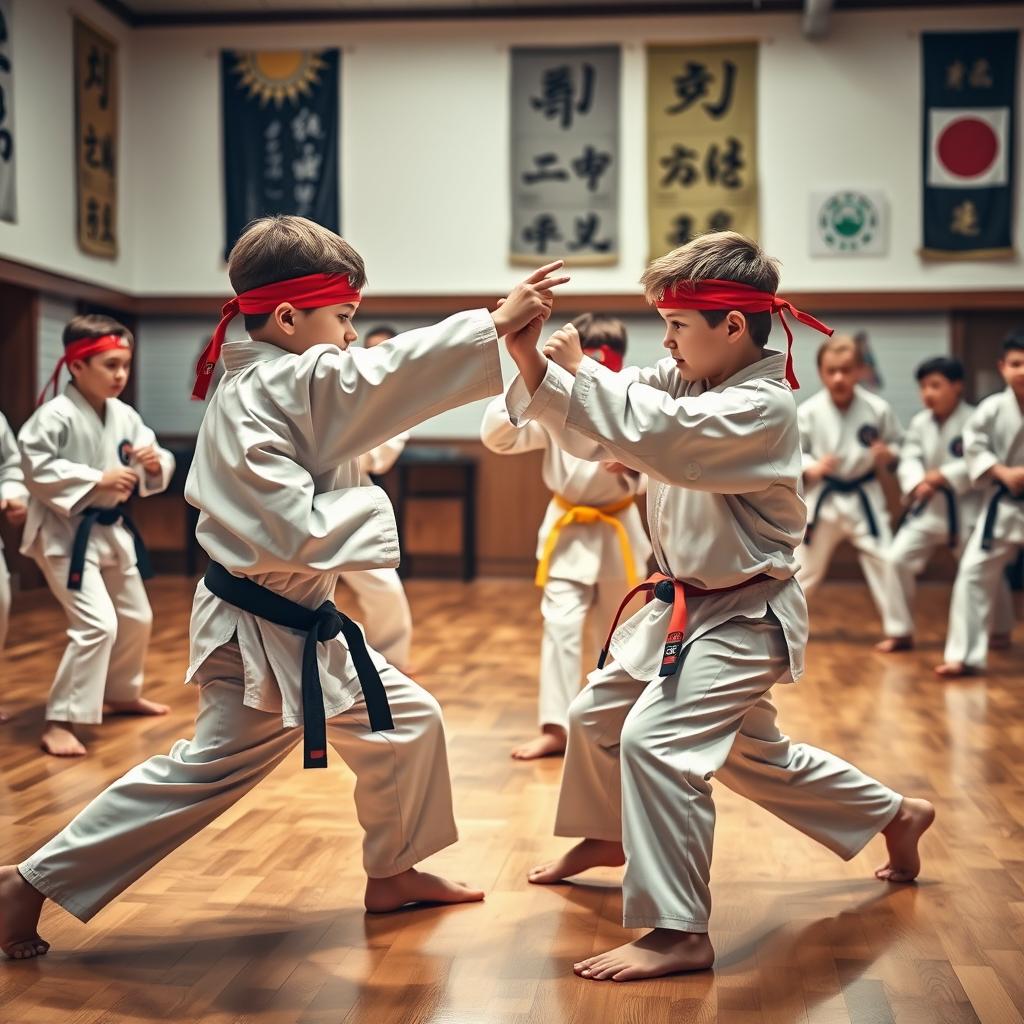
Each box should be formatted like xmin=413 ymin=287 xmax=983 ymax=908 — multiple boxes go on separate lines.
xmin=922 ymin=31 xmax=1018 ymax=260
xmin=647 ymin=42 xmax=757 ymax=261
xmin=510 ymin=46 xmax=620 ymax=266
xmin=74 ymin=17 xmax=118 ymax=258
xmin=0 ymin=0 xmax=15 ymax=224
xmin=221 ymin=49 xmax=340 ymax=260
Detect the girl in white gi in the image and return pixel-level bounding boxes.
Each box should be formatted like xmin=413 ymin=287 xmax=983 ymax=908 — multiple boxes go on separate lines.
xmin=18 ymin=316 xmax=175 ymax=758
xmin=482 ymin=313 xmax=651 ymax=759
xmin=885 ymin=357 xmax=1014 ymax=646
xmin=0 ymin=410 xmax=29 ymax=724
xmin=0 ymin=215 xmax=569 ymax=960
xmin=337 ymin=325 xmax=414 ymax=671
xmin=794 ymin=336 xmax=912 ymax=652
xmin=936 ymin=333 xmax=1024 ymax=677
xmin=506 ymin=232 xmax=933 ymax=981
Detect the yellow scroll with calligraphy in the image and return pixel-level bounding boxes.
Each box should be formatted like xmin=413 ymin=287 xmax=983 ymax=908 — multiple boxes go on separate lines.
xmin=74 ymin=18 xmax=118 ymax=259
xmin=647 ymin=43 xmax=757 ymax=262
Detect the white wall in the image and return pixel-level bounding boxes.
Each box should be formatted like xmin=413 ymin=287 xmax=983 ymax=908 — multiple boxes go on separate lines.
xmin=137 ymin=309 xmax=952 ymax=439
xmin=0 ymin=0 xmax=135 ymax=291
xmin=128 ymin=4 xmax=1024 ymax=297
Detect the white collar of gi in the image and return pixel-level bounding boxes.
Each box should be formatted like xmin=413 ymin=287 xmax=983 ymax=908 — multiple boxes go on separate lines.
xmin=220 ymin=339 xmax=293 ymax=373
xmin=64 ymin=380 xmax=108 ymax=422
xmin=704 ymin=348 xmax=788 ymax=393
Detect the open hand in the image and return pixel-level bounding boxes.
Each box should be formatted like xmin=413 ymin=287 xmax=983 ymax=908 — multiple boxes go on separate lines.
xmin=492 ymin=262 xmax=570 ymax=339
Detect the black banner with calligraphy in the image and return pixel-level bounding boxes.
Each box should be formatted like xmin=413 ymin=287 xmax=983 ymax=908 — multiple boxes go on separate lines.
xmin=510 ymin=46 xmax=620 ymax=265
xmin=647 ymin=43 xmax=757 ymax=261
xmin=922 ymin=31 xmax=1018 ymax=259
xmin=221 ymin=50 xmax=339 ymax=260
xmin=0 ymin=0 xmax=14 ymax=224
xmin=74 ymin=18 xmax=117 ymax=258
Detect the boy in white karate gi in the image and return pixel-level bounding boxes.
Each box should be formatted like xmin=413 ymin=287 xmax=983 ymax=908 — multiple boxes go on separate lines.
xmin=18 ymin=316 xmax=175 ymax=758
xmin=885 ymin=356 xmax=1013 ymax=646
xmin=482 ymin=313 xmax=651 ymax=759
xmin=794 ymin=336 xmax=912 ymax=652
xmin=0 ymin=410 xmax=29 ymax=724
xmin=936 ymin=332 xmax=1024 ymax=677
xmin=505 ymin=232 xmax=933 ymax=981
xmin=337 ymin=325 xmax=414 ymax=671
xmin=0 ymin=215 xmax=568 ymax=960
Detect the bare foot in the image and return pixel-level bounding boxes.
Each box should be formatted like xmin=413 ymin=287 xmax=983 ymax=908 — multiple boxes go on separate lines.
xmin=574 ymin=929 xmax=714 ymax=981
xmin=875 ymin=797 xmax=935 ymax=883
xmin=364 ymin=868 xmax=484 ymax=913
xmin=0 ymin=708 xmax=8 ymax=723
xmin=528 ymin=838 xmax=625 ymax=885
xmin=103 ymin=698 xmax=170 ymax=716
xmin=512 ymin=727 xmax=567 ymax=760
xmin=40 ymin=723 xmax=87 ymax=757
xmin=0 ymin=866 xmax=48 ymax=960
xmin=989 ymin=633 xmax=1012 ymax=651
xmin=934 ymin=661 xmax=979 ymax=678
xmin=875 ymin=636 xmax=914 ymax=653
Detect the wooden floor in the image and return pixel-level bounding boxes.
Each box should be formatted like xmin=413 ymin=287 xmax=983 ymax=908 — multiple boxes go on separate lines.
xmin=2 ymin=577 xmax=1024 ymax=1023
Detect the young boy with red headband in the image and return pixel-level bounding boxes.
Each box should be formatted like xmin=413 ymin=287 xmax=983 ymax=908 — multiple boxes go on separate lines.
xmin=17 ymin=315 xmax=175 ymax=758
xmin=481 ymin=312 xmax=651 ymax=760
xmin=503 ymin=232 xmax=933 ymax=981
xmin=0 ymin=215 xmax=568 ymax=960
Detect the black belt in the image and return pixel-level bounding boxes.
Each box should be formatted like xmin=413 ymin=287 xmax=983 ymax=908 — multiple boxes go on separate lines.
xmin=896 ymin=484 xmax=959 ymax=550
xmin=203 ymin=561 xmax=394 ymax=769
xmin=805 ymin=471 xmax=879 ymax=543
xmin=981 ymin=485 xmax=1024 ymax=552
xmin=68 ymin=504 xmax=152 ymax=591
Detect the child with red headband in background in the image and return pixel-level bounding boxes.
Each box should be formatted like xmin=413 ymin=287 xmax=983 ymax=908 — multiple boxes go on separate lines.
xmin=482 ymin=312 xmax=651 ymax=760
xmin=504 ymin=232 xmax=934 ymax=981
xmin=16 ymin=315 xmax=175 ymax=759
xmin=0 ymin=215 xmax=568 ymax=960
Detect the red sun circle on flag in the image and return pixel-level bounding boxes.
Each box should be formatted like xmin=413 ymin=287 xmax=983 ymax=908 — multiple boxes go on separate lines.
xmin=936 ymin=116 xmax=1000 ymax=178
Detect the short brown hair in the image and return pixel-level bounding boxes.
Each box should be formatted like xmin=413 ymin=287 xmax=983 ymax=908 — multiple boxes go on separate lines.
xmin=816 ymin=334 xmax=862 ymax=368
xmin=641 ymin=231 xmax=780 ymax=347
xmin=571 ymin=313 xmax=627 ymax=354
xmin=227 ymin=215 xmax=367 ymax=331
xmin=63 ymin=313 xmax=133 ymax=349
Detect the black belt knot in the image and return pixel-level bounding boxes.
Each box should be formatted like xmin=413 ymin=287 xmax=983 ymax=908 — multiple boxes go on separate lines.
xmin=805 ymin=471 xmax=879 ymax=544
xmin=68 ymin=503 xmax=152 ymax=591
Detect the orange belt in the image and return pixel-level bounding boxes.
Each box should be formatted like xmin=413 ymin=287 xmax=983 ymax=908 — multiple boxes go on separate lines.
xmin=598 ymin=570 xmax=773 ymax=678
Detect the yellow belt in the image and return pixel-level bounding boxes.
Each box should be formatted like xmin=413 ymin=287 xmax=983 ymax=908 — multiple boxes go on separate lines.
xmin=535 ymin=493 xmax=639 ymax=588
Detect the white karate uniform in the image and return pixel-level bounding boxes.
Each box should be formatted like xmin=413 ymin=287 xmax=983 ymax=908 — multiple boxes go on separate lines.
xmin=337 ymin=434 xmax=413 ymax=669
xmin=20 ymin=310 xmax=502 ymax=923
xmin=795 ymin=386 xmax=910 ymax=637
xmin=0 ymin=411 xmax=29 ymax=650
xmin=886 ymin=401 xmax=1014 ymax=638
xmin=943 ymin=388 xmax=1024 ymax=669
xmin=17 ymin=386 xmax=174 ymax=724
xmin=507 ymin=350 xmax=901 ymax=931
xmin=481 ymin=395 xmax=651 ymax=728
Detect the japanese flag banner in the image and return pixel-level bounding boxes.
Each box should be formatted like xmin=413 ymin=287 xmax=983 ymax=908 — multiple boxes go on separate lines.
xmin=221 ymin=50 xmax=340 ymax=260
xmin=922 ymin=31 xmax=1018 ymax=259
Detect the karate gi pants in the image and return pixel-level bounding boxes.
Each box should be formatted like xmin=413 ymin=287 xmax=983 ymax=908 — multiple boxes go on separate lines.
xmin=944 ymin=529 xmax=1021 ymax=670
xmin=554 ymin=611 xmax=903 ymax=932
xmin=19 ymin=640 xmax=458 ymax=923
xmin=539 ymin=576 xmax=628 ymax=730
xmin=796 ymin=514 xmax=911 ymax=638
xmin=338 ymin=568 xmax=413 ymax=670
xmin=886 ymin=517 xmax=1015 ymax=641
xmin=35 ymin=545 xmax=152 ymax=724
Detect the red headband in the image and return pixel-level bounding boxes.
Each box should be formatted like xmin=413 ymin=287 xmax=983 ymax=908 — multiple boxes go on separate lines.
xmin=193 ymin=272 xmax=363 ymax=399
xmin=656 ymin=280 xmax=833 ymax=389
xmin=38 ymin=334 xmax=132 ymax=406
xmin=585 ymin=344 xmax=624 ymax=373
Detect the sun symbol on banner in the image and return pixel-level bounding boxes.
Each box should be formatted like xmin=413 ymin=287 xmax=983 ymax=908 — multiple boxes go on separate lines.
xmin=232 ymin=51 xmax=327 ymax=108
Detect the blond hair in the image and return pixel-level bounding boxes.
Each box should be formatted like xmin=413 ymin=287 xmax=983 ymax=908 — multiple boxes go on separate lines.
xmin=227 ymin=215 xmax=366 ymax=330
xmin=816 ymin=334 xmax=862 ymax=368
xmin=641 ymin=231 xmax=781 ymax=347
